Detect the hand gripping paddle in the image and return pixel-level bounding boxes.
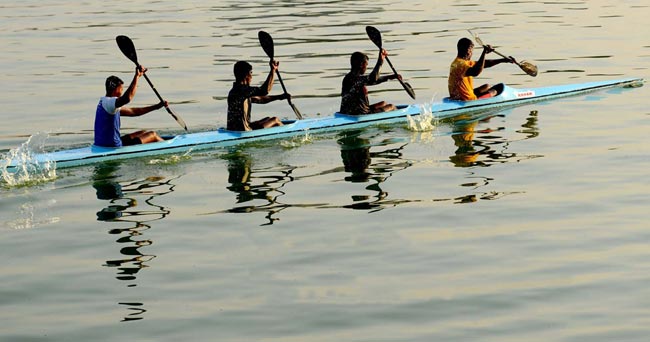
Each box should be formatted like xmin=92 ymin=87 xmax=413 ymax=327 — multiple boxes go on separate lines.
xmin=258 ymin=31 xmax=303 ymax=120
xmin=365 ymin=26 xmax=416 ymax=99
xmin=116 ymin=35 xmax=188 ymax=130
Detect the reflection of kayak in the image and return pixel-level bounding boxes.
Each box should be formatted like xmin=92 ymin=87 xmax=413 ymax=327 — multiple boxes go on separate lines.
xmin=3 ymin=78 xmax=643 ymax=172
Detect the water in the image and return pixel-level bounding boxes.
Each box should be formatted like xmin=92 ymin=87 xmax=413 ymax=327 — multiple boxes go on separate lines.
xmin=1 ymin=1 xmax=649 ymax=341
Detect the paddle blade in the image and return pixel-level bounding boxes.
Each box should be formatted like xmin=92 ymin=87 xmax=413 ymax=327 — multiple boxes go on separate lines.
xmin=468 ymin=30 xmax=484 ymax=47
xmin=289 ymin=102 xmax=303 ymax=120
xmin=365 ymin=26 xmax=383 ymax=49
xmin=260 ymin=34 xmax=303 ymax=120
xmin=166 ymin=106 xmax=188 ymax=131
xmin=116 ymin=35 xmax=139 ymax=65
xmin=402 ymin=81 xmax=416 ymax=99
xmin=519 ymin=60 xmax=538 ymax=77
xmin=258 ymin=31 xmax=274 ymax=59
xmin=385 ymin=57 xmax=416 ymax=100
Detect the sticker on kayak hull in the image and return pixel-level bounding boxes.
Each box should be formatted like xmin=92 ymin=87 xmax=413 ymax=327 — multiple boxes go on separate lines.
xmin=516 ymin=90 xmax=535 ymax=98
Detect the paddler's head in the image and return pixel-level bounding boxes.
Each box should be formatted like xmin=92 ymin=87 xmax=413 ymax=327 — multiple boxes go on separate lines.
xmin=457 ymin=38 xmax=474 ymax=60
xmin=105 ymin=75 xmax=123 ymax=97
xmin=234 ymin=61 xmax=253 ymax=84
xmin=350 ymin=52 xmax=369 ymax=73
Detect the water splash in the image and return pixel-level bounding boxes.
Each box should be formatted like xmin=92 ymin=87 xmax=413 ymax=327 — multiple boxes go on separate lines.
xmin=148 ymin=150 xmax=193 ymax=165
xmin=1 ymin=132 xmax=56 ymax=188
xmin=280 ymin=132 xmax=313 ymax=148
xmin=407 ymin=97 xmax=440 ymax=132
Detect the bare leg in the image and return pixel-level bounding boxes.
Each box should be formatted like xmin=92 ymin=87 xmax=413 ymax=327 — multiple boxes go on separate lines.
xmin=370 ymin=101 xmax=396 ymax=113
xmin=252 ymin=117 xmax=283 ymax=129
xmin=474 ymin=84 xmax=491 ymax=97
xmin=262 ymin=117 xmax=283 ymax=128
xmin=123 ymin=130 xmax=163 ymax=145
xmin=380 ymin=103 xmax=397 ymax=112
xmin=475 ymin=84 xmax=500 ymax=99
xmin=138 ymin=131 xmax=164 ymax=144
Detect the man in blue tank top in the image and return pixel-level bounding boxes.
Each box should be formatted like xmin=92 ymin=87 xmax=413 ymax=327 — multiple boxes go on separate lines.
xmin=94 ymin=65 xmax=167 ymax=147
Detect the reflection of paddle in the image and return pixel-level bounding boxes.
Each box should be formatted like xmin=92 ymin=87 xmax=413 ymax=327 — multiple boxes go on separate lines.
xmin=365 ymin=26 xmax=416 ymax=100
xmin=468 ymin=30 xmax=538 ymax=77
xmin=115 ymin=35 xmax=188 ymax=131
xmin=258 ymin=31 xmax=303 ymax=120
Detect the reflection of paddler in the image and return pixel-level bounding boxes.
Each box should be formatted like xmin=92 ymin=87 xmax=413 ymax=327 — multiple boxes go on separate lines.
xmin=449 ymin=120 xmax=479 ymax=167
xmin=93 ymin=179 xmax=129 ymax=221
xmin=92 ymin=163 xmax=130 ymax=221
xmin=95 ymin=203 xmax=128 ymax=221
xmin=93 ymin=179 xmax=123 ymax=200
xmin=337 ymin=132 xmax=371 ymax=182
xmin=225 ymin=151 xmax=255 ymax=203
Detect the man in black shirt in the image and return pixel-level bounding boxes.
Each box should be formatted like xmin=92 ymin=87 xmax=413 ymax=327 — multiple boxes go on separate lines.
xmin=227 ymin=61 xmax=289 ymax=131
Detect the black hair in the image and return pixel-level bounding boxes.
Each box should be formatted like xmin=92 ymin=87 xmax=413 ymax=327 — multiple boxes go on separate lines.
xmin=457 ymin=38 xmax=474 ymax=55
xmin=233 ymin=61 xmax=253 ymax=81
xmin=105 ymin=75 xmax=123 ymax=94
xmin=350 ymin=52 xmax=369 ymax=69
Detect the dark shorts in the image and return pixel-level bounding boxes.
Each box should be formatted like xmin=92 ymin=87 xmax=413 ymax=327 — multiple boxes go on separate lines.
xmin=120 ymin=134 xmax=140 ymax=146
xmin=249 ymin=121 xmax=264 ymax=130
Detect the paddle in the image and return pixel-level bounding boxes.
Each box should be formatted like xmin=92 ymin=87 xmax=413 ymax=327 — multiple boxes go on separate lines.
xmin=257 ymin=31 xmax=303 ymax=120
xmin=365 ymin=26 xmax=416 ymax=100
xmin=115 ymin=35 xmax=188 ymax=131
xmin=468 ymin=30 xmax=538 ymax=77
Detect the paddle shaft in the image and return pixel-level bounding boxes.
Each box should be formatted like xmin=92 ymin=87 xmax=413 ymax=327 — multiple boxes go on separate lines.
xmin=141 ymin=73 xmax=169 ymax=113
xmin=115 ymin=35 xmax=188 ymax=130
xmin=275 ymin=70 xmax=302 ymax=119
xmin=384 ymin=57 xmax=410 ymax=91
xmin=479 ymin=44 xmax=537 ymax=76
xmin=468 ymin=30 xmax=537 ymax=76
xmin=481 ymin=46 xmax=516 ymax=65
xmin=365 ymin=26 xmax=415 ymax=99
xmin=384 ymin=55 xmax=416 ymax=99
xmin=257 ymin=31 xmax=302 ymax=119
xmin=275 ymin=71 xmax=291 ymax=103
xmin=139 ymin=70 xmax=187 ymax=130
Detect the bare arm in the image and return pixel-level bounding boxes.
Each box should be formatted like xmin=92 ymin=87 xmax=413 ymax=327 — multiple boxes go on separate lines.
xmin=115 ymin=66 xmax=145 ymax=108
xmin=466 ymin=45 xmax=493 ymax=77
xmin=251 ymin=93 xmax=290 ymax=104
xmin=259 ymin=60 xmax=279 ymax=95
xmin=368 ymin=49 xmax=386 ymax=84
xmin=376 ymin=73 xmax=400 ymax=84
xmin=484 ymin=57 xmax=514 ymax=68
xmin=120 ymin=101 xmax=167 ymax=117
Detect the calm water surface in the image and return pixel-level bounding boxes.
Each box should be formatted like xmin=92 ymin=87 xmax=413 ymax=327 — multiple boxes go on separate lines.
xmin=1 ymin=1 xmax=649 ymax=341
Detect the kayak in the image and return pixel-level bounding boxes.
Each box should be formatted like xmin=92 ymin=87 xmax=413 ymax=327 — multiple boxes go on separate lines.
xmin=2 ymin=78 xmax=643 ymax=173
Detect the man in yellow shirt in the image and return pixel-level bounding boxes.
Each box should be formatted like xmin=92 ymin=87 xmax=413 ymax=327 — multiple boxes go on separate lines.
xmin=448 ymin=38 xmax=514 ymax=101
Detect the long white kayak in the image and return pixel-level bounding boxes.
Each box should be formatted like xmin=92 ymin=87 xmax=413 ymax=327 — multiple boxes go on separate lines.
xmin=2 ymin=78 xmax=643 ymax=173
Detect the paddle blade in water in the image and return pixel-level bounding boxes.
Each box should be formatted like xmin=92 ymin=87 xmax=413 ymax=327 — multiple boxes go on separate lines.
xmin=403 ymin=81 xmax=416 ymax=99
xmin=365 ymin=26 xmax=383 ymax=48
xmin=519 ymin=60 xmax=538 ymax=77
xmin=258 ymin=31 xmax=275 ymax=59
xmin=116 ymin=35 xmax=138 ymax=65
